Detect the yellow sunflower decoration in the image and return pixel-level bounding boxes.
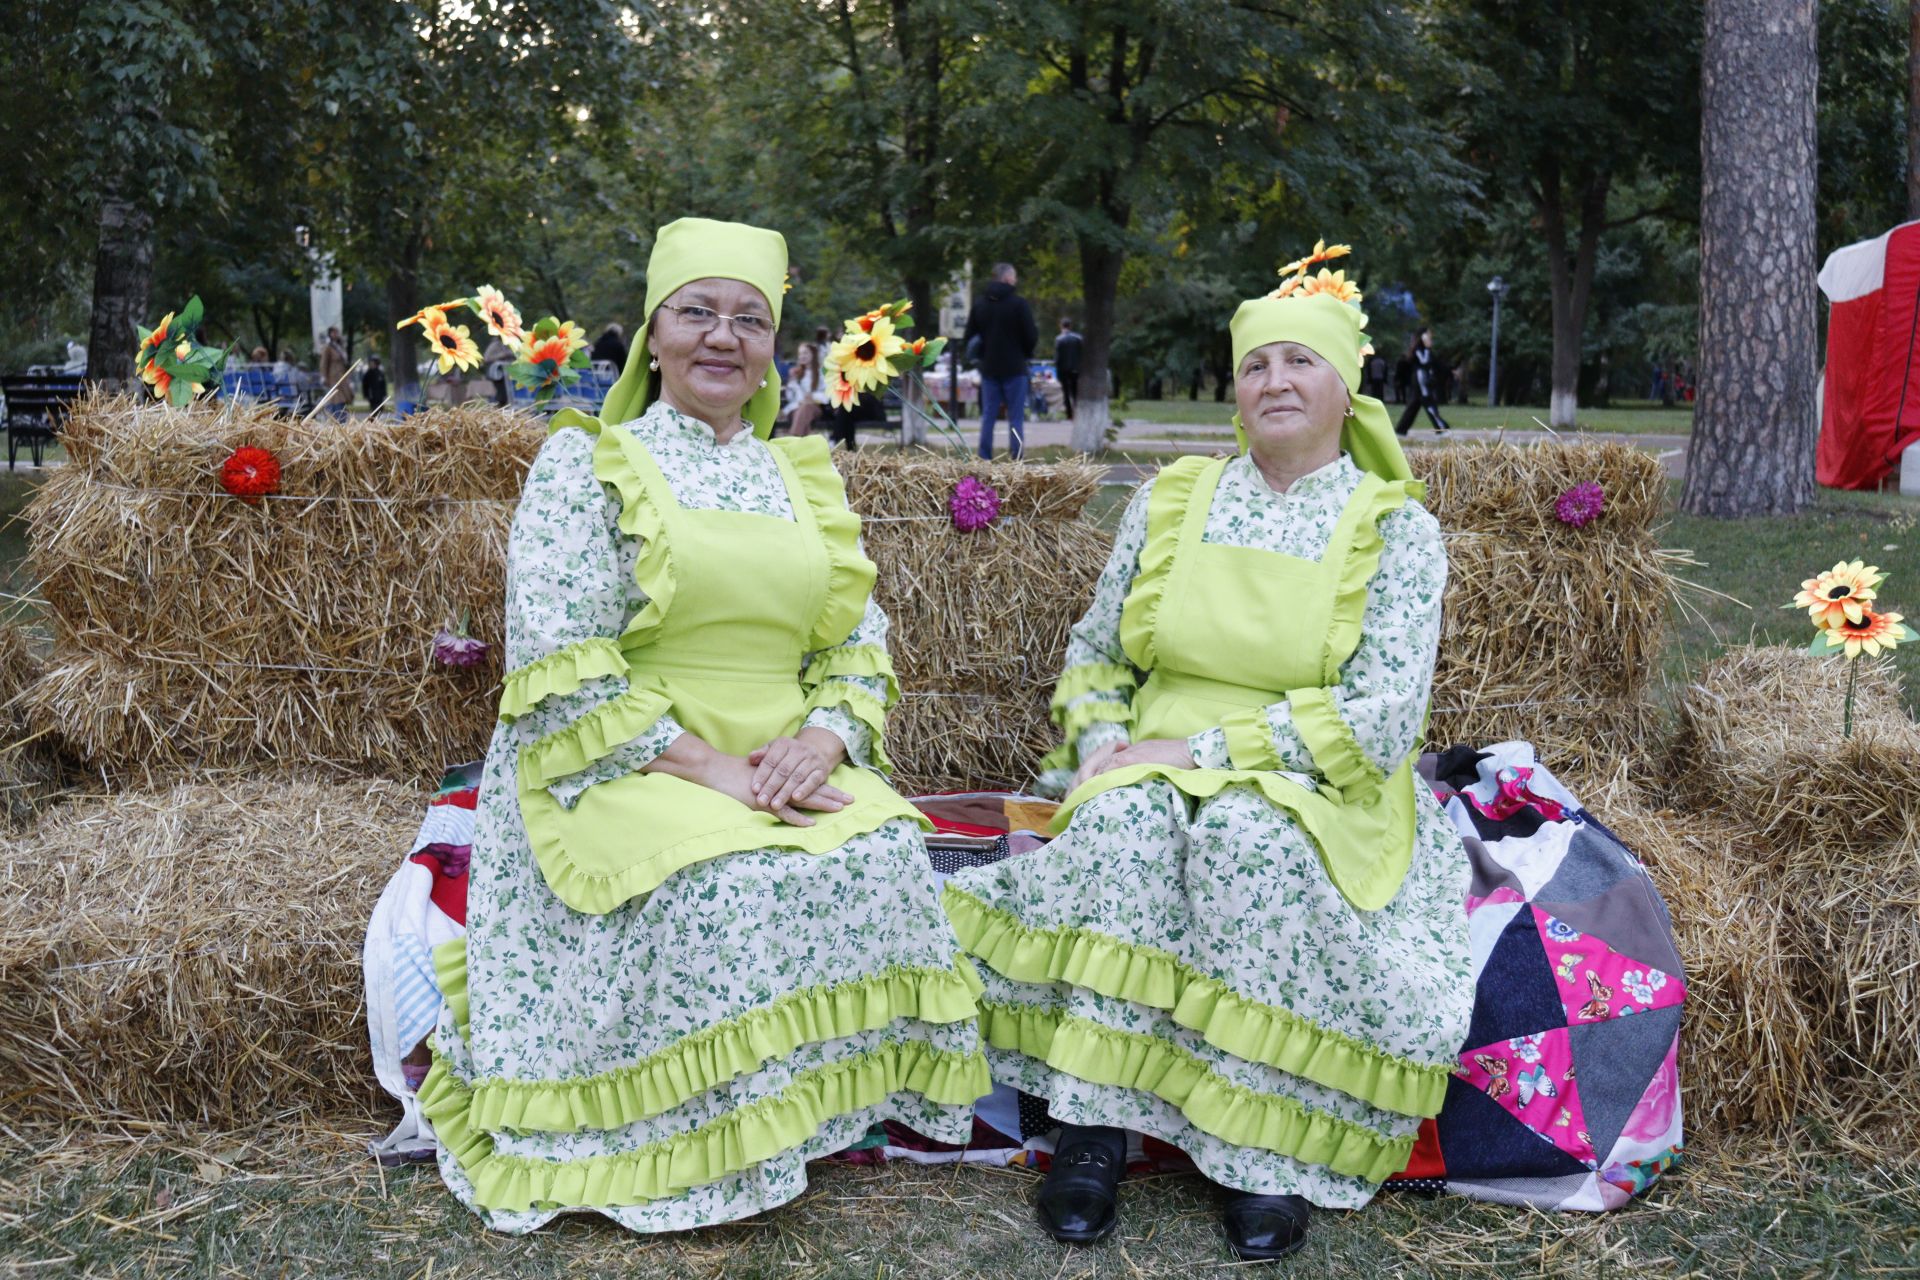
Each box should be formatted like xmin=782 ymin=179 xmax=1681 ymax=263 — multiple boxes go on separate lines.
xmin=825 ymin=313 xmax=911 ymax=395
xmin=1790 ymin=560 xmax=1883 ymax=630
xmin=424 ymin=312 xmax=482 ymax=375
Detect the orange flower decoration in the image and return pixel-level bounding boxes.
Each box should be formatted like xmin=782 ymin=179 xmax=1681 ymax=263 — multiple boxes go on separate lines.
xmin=1818 ymin=607 xmax=1908 ymax=659
xmin=824 ymin=372 xmax=859 ymax=410
xmin=1790 ymin=560 xmax=1883 ymax=629
xmin=473 ymin=285 xmax=524 ymax=342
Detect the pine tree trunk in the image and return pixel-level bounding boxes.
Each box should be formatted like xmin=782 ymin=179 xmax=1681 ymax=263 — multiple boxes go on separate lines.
xmin=1910 ymin=0 xmax=1920 ymax=219
xmin=85 ymin=194 xmax=155 ymax=391
xmin=1682 ymin=0 xmax=1818 ymax=517
xmin=1072 ymin=240 xmax=1123 ymax=454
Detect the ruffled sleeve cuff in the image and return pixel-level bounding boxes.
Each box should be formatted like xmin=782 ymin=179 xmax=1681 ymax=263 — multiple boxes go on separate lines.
xmin=1287 ymin=686 xmax=1385 ymax=798
xmin=499 ymin=638 xmax=631 ymax=723
xmin=799 ymin=643 xmax=899 ymax=775
xmin=519 ymin=679 xmax=676 ymax=790
xmin=1186 ymin=727 xmax=1231 ymax=771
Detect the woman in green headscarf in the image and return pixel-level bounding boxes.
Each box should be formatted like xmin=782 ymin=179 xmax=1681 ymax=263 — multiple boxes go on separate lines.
xmin=420 ymin=217 xmax=987 ymax=1234
xmin=943 ymin=256 xmax=1473 ymax=1261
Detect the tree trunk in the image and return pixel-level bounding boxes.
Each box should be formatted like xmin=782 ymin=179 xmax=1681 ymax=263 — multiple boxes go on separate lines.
xmin=386 ymin=231 xmax=424 ymax=408
xmin=1072 ymin=239 xmax=1123 ymax=453
xmin=85 ymin=194 xmax=155 ymax=391
xmin=1682 ymin=0 xmax=1818 ymax=517
xmin=1910 ymin=0 xmax=1920 ymax=219
xmin=1538 ymin=168 xmax=1608 ymax=430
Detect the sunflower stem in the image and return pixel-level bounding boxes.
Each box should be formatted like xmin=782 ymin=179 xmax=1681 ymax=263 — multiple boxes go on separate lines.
xmin=1844 ymin=658 xmax=1857 ymax=740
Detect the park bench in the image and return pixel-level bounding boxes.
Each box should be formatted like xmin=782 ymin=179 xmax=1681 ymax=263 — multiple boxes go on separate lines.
xmin=1 ymin=371 xmax=83 ymax=469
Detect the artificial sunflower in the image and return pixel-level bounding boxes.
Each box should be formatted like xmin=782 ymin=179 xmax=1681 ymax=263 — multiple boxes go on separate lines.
xmin=425 ymin=312 xmax=482 ymax=374
xmin=826 ymin=315 xmax=909 ymax=394
xmin=1819 ymin=607 xmax=1909 ymax=659
xmin=1790 ymin=560 xmax=1884 ymax=629
xmin=1277 ymin=239 xmax=1352 ymax=277
xmin=397 ymin=301 xmax=468 ymax=331
xmin=1298 ymin=267 xmax=1363 ymax=304
xmin=824 ymin=371 xmax=859 ymax=410
xmin=138 ymin=312 xmax=176 ymax=365
xmin=473 ymin=285 xmax=525 ymax=341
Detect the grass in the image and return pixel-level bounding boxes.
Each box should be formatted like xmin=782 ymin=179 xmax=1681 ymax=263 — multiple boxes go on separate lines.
xmin=1656 ymin=483 xmax=1920 ymax=711
xmin=0 ymin=1127 xmax=1914 ymax=1278
xmin=1117 ymin=399 xmax=1695 ymax=436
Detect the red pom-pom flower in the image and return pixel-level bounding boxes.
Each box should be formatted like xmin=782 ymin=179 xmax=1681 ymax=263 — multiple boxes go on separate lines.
xmin=219 ymin=446 xmax=281 ymax=504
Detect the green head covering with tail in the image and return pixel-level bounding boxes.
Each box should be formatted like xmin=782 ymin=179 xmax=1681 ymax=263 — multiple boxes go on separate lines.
xmin=1227 ymin=287 xmax=1411 ymax=484
xmin=552 ymin=216 xmax=788 ymax=439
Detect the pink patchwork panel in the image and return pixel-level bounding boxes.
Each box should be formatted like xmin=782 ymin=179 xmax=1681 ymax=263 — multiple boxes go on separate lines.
xmin=1534 ymin=907 xmax=1685 ymax=1025
xmin=1466 ymin=884 xmax=1527 ymax=917
xmin=1457 ymin=1028 xmax=1597 ymax=1168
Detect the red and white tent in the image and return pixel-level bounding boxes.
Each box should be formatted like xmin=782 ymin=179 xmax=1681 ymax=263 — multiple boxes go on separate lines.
xmin=1818 ymin=220 xmax=1920 ymax=490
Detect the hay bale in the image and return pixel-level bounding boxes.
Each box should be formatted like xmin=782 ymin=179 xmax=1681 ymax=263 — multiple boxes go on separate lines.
xmin=1412 ymin=441 xmax=1674 ymax=779
xmin=1669 ymin=644 xmax=1920 ymax=848
xmin=837 ymin=452 xmax=1110 ymax=791
xmin=21 ymin=392 xmax=543 ymax=784
xmin=0 ymin=621 xmax=87 ymax=826
xmin=0 ymin=777 xmax=413 ymax=1128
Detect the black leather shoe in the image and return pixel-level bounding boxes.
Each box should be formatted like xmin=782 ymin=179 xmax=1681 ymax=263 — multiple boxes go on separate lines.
xmin=1219 ymin=1188 xmax=1311 ymax=1261
xmin=1035 ymin=1125 xmax=1126 ymax=1244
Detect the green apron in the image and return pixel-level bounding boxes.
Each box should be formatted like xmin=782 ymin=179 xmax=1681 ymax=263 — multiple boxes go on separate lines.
xmin=1055 ymin=455 xmax=1424 ymax=911
xmin=518 ymin=429 xmax=925 ymax=915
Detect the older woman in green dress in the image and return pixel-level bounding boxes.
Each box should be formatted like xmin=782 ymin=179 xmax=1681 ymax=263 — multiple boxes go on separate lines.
xmin=420 ymin=217 xmax=987 ymax=1234
xmin=944 ymin=262 xmax=1473 ymax=1260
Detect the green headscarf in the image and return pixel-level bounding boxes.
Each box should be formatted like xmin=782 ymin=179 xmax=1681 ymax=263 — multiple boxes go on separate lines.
xmin=554 ymin=216 xmax=789 ymax=439
xmin=1227 ymin=292 xmax=1411 ymax=484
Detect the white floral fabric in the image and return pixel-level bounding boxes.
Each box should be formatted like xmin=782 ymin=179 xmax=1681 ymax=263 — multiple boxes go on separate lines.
xmin=429 ymin=403 xmax=981 ymax=1234
xmin=952 ymin=450 xmax=1472 ymax=1208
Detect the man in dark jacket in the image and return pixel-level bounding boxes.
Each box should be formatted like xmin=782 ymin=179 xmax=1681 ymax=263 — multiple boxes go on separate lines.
xmin=962 ymin=263 xmax=1039 ymax=459
xmin=1054 ymin=318 xmax=1083 ymax=420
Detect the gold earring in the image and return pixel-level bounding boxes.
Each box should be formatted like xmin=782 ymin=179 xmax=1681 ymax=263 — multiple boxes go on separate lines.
xmin=649 ymin=356 xmax=660 ymax=371
xmin=1344 ymin=401 xmax=1356 ymax=419
xmin=759 ymin=376 xmax=768 ymax=389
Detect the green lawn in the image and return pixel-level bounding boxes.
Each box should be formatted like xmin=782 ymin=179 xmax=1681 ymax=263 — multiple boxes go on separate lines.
xmin=1 ymin=1130 xmax=1912 ymax=1279
xmin=1120 ymin=398 xmax=1694 ymax=436
xmin=1656 ymin=483 xmax=1920 ymax=709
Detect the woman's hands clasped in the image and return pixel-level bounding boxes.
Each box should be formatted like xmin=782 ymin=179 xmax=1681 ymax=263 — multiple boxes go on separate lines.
xmin=646 ymin=727 xmax=854 ymax=827
xmin=1070 ymin=737 xmax=1197 ymax=792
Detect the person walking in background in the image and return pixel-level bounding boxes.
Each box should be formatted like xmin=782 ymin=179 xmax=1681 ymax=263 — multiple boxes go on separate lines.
xmin=362 ymin=356 xmax=389 ymax=413
xmin=1054 ymin=317 xmax=1083 ymax=420
xmin=590 ymin=323 xmax=628 ymax=369
xmin=963 ymin=262 xmax=1038 ymax=459
xmin=1365 ymin=350 xmax=1389 ymax=402
xmin=317 ymin=326 xmax=352 ymax=420
xmin=1394 ymin=327 xmax=1451 ymax=436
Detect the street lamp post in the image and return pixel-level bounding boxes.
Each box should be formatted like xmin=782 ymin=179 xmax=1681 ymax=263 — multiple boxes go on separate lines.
xmin=1486 ymin=275 xmax=1509 ymax=407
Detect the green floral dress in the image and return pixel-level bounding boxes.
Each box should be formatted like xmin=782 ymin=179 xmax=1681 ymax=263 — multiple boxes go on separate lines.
xmin=946 ymin=452 xmax=1472 ymax=1208
xmin=421 ymin=403 xmax=987 ymax=1234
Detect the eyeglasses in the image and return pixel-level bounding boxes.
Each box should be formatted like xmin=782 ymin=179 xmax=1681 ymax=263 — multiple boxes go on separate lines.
xmin=660 ymin=302 xmax=774 ymax=340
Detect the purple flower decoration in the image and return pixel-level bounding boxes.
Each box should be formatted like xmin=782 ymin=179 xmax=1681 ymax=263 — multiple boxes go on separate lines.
xmin=434 ymin=608 xmax=490 ymax=668
xmin=1554 ymin=481 xmax=1606 ymax=528
xmin=949 ymin=475 xmax=1002 ymax=532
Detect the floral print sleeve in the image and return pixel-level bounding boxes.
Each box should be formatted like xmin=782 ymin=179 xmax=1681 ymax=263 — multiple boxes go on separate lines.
xmin=1034 ymin=479 xmax=1153 ymax=794
xmin=503 ymin=428 xmax=685 ymax=808
xmin=1185 ymin=498 xmax=1446 ymax=779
